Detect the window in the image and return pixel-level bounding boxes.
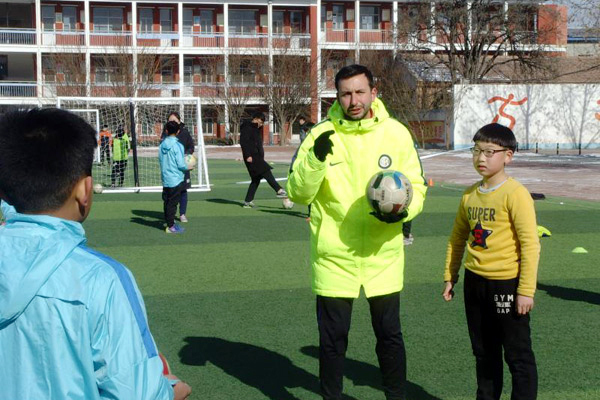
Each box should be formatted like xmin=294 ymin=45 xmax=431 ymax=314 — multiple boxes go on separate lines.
xmin=198 ymin=63 xmax=214 ymax=83
xmin=202 ymin=118 xmax=214 ymax=136
xmin=229 ymin=9 xmax=256 ymax=34
xmin=360 ymin=5 xmax=379 ymax=30
xmin=62 ymin=6 xmax=78 ymax=31
xmin=290 ymin=11 xmax=302 ymax=33
xmin=332 ymin=5 xmax=344 ymax=30
xmin=199 ymin=10 xmax=213 ymax=33
xmin=160 ymin=9 xmax=172 ymax=32
xmin=184 ymin=58 xmax=193 ymax=82
xmin=95 ymin=66 xmax=115 ymax=83
xmin=42 ymin=5 xmax=55 ymax=31
xmin=272 ymin=11 xmax=284 ymax=34
xmin=139 ymin=8 xmax=153 ymax=33
xmin=93 ymin=8 xmax=123 ymax=32
xmin=183 ymin=9 xmax=193 ymax=34
xmin=233 ymin=60 xmax=256 ymax=83
xmin=161 ymin=61 xmax=173 ymax=82
xmin=321 ymin=5 xmax=326 ymax=31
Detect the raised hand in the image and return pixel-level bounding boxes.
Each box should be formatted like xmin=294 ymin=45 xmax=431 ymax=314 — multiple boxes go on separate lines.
xmin=313 ymin=130 xmax=335 ymax=162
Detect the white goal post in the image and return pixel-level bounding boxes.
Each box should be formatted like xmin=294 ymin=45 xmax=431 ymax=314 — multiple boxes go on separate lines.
xmin=57 ymin=97 xmax=210 ymax=193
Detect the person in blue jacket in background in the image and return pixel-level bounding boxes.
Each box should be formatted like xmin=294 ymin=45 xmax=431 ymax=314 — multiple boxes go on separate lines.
xmin=0 ymin=108 xmax=191 ymax=400
xmin=159 ymin=120 xmax=188 ymax=234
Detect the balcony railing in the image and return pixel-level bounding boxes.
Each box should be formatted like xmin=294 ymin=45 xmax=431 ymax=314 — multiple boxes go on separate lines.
xmin=181 ymin=82 xmax=225 ymax=98
xmin=137 ymin=31 xmax=179 ymax=47
xmin=41 ymin=30 xmax=85 ymax=46
xmin=229 ymin=33 xmax=268 ymax=48
xmin=322 ymin=29 xmax=355 ymax=43
xmin=272 ymin=33 xmax=311 ymax=49
xmin=90 ymin=31 xmax=133 ymax=47
xmin=0 ymin=82 xmax=37 ymax=97
xmin=359 ymin=30 xmax=394 ymax=44
xmin=181 ymin=32 xmax=224 ymax=48
xmin=0 ymin=28 xmax=36 ymax=45
xmin=42 ymin=82 xmax=86 ymax=97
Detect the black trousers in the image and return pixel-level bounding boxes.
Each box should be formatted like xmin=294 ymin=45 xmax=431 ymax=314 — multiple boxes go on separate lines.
xmin=111 ymin=160 xmax=127 ymax=186
xmin=162 ymin=183 xmax=184 ymax=228
xmin=100 ymin=144 xmax=111 ymax=163
xmin=244 ymin=169 xmax=282 ymax=202
xmin=464 ymin=269 xmax=537 ymax=400
xmin=317 ymin=293 xmax=406 ymax=400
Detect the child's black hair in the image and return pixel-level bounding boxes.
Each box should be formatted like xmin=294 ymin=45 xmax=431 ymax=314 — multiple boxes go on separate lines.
xmin=165 ymin=120 xmax=180 ymax=135
xmin=473 ymin=123 xmax=517 ymax=152
xmin=251 ymin=111 xmax=266 ymax=122
xmin=0 ymin=108 xmax=97 ymax=213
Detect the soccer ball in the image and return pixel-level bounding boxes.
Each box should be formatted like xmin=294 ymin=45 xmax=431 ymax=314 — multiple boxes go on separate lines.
xmin=185 ymin=154 xmax=197 ymax=170
xmin=93 ymin=183 xmax=103 ymax=194
xmin=282 ymin=197 xmax=294 ymax=209
xmin=366 ymin=170 xmax=413 ymax=215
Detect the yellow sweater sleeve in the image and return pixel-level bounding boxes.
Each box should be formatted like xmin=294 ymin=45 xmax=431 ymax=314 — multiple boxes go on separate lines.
xmin=443 ymin=195 xmax=470 ymax=282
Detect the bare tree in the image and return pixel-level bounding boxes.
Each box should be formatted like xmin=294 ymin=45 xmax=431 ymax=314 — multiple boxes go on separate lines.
xmin=45 ymin=45 xmax=175 ymax=99
xmin=200 ymin=50 xmax=266 ymax=144
xmin=396 ymin=0 xmax=563 ymax=84
xmin=259 ymin=52 xmax=312 ymax=146
xmin=360 ymin=50 xmax=452 ymax=148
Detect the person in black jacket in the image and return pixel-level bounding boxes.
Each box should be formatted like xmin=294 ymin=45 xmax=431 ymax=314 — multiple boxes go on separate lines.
xmin=240 ymin=112 xmax=287 ymax=208
xmin=162 ymin=112 xmax=195 ymax=223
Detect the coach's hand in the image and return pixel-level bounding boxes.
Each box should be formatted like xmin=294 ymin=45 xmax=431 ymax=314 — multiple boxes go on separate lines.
xmin=370 ymin=210 xmax=408 ymax=224
xmin=313 ymin=130 xmax=335 ymax=162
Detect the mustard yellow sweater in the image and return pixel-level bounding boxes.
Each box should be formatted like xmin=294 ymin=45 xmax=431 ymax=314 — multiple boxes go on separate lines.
xmin=443 ymin=178 xmax=540 ymax=297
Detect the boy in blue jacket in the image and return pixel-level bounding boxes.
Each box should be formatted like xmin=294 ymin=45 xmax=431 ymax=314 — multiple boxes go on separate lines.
xmin=0 ymin=108 xmax=191 ymax=400
xmin=159 ymin=121 xmax=188 ymax=234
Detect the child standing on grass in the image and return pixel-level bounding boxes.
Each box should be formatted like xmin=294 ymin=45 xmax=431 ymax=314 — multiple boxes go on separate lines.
xmin=442 ymin=123 xmax=540 ymax=400
xmin=159 ymin=121 xmax=188 ymax=234
xmin=0 ymin=108 xmax=191 ymax=400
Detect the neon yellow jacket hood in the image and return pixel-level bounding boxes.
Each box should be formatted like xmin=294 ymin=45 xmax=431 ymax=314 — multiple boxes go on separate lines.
xmin=287 ymin=98 xmax=427 ymax=298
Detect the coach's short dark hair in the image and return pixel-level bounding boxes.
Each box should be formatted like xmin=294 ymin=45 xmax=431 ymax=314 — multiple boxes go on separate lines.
xmin=0 ymin=108 xmax=97 ymax=213
xmin=165 ymin=120 xmax=180 ymax=135
xmin=473 ymin=123 xmax=517 ymax=152
xmin=335 ymin=64 xmax=374 ymax=91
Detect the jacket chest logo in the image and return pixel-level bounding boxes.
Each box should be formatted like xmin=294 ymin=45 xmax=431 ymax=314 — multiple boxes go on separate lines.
xmin=378 ymin=155 xmax=392 ymax=169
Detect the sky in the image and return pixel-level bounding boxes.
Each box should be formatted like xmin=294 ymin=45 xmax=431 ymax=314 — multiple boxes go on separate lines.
xmin=550 ymin=0 xmax=599 ymax=28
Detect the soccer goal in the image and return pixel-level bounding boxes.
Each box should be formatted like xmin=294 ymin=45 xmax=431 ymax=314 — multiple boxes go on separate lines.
xmin=57 ymin=97 xmax=210 ymax=193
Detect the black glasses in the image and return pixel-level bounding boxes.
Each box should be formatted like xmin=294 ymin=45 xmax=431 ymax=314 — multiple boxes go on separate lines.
xmin=470 ymin=147 xmax=508 ymax=158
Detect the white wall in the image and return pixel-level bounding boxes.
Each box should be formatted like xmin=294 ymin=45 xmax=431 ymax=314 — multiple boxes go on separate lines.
xmin=453 ymin=84 xmax=600 ymax=149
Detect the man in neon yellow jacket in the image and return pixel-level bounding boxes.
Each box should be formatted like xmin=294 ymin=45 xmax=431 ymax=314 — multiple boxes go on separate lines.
xmin=287 ymin=65 xmax=427 ymax=400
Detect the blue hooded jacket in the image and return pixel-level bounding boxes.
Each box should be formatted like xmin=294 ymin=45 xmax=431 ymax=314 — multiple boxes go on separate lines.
xmin=159 ymin=136 xmax=187 ymax=188
xmin=0 ymin=212 xmax=173 ymax=400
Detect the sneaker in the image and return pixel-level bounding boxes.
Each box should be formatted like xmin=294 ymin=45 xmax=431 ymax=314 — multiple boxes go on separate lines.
xmin=179 ymin=214 xmax=188 ymax=223
xmin=276 ymin=189 xmax=288 ymax=198
xmin=165 ymin=224 xmax=185 ymax=234
xmin=403 ymin=234 xmax=414 ymax=246
xmin=243 ymin=201 xmax=255 ymax=208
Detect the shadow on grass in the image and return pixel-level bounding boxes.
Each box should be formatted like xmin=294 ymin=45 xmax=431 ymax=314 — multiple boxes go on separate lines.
xmin=258 ymin=209 xmax=308 ymax=219
xmin=301 ymin=345 xmax=442 ymax=400
xmin=130 ymin=209 xmax=164 ymax=230
xmin=179 ymin=337 xmax=358 ymax=400
xmin=206 ymin=198 xmax=244 ymax=207
xmin=538 ymin=283 xmax=600 ymax=306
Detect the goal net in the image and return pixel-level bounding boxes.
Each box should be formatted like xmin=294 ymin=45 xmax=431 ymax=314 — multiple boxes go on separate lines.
xmin=57 ymin=97 xmax=210 ymax=193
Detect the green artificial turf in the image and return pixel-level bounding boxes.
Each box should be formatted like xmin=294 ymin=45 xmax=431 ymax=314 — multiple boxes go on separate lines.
xmin=7 ymin=158 xmax=599 ymax=399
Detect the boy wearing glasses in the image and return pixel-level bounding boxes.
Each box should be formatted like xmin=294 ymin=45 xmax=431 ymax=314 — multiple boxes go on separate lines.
xmin=442 ymin=123 xmax=540 ymax=400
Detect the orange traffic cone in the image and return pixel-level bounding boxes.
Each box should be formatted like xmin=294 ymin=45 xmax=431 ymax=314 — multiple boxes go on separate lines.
xmin=428 ymin=178 xmax=434 ymax=187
